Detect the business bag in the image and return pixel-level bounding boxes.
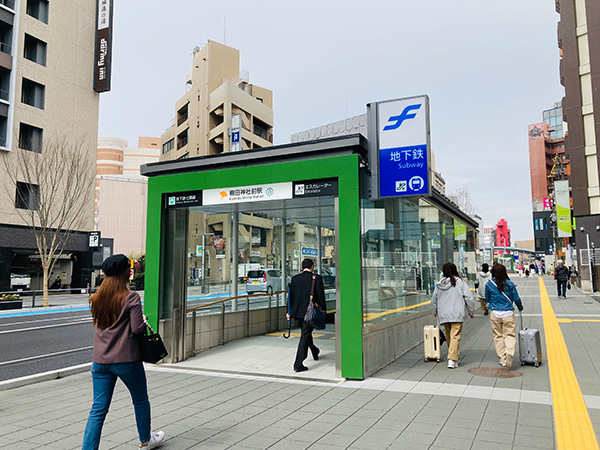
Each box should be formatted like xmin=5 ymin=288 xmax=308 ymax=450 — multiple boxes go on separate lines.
xmin=304 ymin=275 xmax=326 ymax=330
xmin=140 ymin=320 xmax=168 ymax=363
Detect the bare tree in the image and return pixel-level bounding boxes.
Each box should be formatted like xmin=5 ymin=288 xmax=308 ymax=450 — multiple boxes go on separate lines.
xmin=449 ymin=185 xmax=479 ymax=217
xmin=2 ymin=135 xmax=95 ymax=306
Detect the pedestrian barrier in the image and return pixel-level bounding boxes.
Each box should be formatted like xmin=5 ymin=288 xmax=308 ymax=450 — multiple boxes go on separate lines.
xmin=183 ymin=291 xmax=288 ymax=358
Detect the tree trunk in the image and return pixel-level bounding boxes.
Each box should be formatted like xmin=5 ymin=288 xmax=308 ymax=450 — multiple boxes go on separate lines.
xmin=42 ymin=266 xmax=49 ymax=307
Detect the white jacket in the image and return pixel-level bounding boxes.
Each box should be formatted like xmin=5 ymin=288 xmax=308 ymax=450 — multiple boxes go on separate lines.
xmin=432 ymin=277 xmax=475 ymax=324
xmin=477 ymin=271 xmax=492 ymax=299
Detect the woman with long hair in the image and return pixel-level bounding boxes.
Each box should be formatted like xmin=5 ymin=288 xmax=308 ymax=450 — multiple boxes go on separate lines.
xmin=432 ymin=262 xmax=475 ymax=369
xmin=82 ymin=254 xmax=164 ymax=450
xmin=485 ymin=263 xmax=523 ymax=368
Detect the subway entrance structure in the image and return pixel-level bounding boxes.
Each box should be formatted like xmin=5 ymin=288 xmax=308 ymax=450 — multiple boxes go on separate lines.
xmin=141 ymin=97 xmax=478 ymax=380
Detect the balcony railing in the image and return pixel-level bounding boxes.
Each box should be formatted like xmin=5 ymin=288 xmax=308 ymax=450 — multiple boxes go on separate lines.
xmin=177 ymin=135 xmax=188 ymax=150
xmin=0 ymin=41 xmax=11 ymax=55
xmin=177 ymin=113 xmax=188 ymax=126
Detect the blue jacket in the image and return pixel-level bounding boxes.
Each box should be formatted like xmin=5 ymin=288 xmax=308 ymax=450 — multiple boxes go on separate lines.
xmin=485 ymin=279 xmax=523 ymax=312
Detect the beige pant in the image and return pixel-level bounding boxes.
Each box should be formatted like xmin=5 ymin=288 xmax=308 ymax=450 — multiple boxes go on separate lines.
xmin=490 ymin=311 xmax=516 ymax=363
xmin=443 ymin=322 xmax=463 ymax=361
xmin=479 ymin=297 xmax=488 ymax=312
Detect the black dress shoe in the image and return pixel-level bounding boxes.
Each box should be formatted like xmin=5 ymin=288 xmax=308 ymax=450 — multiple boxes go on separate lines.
xmin=294 ymin=365 xmax=308 ymax=372
xmin=311 ymin=347 xmax=320 ymax=361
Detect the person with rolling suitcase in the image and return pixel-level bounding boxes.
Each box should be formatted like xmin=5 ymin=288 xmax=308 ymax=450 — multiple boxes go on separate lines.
xmin=432 ymin=262 xmax=475 ymax=369
xmin=485 ymin=263 xmax=523 ymax=368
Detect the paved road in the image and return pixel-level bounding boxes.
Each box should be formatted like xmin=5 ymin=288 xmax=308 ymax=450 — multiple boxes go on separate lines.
xmin=0 ymin=310 xmax=94 ymax=381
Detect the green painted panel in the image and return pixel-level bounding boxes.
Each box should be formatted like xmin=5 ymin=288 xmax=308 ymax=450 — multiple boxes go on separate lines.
xmin=145 ymin=154 xmax=364 ymax=379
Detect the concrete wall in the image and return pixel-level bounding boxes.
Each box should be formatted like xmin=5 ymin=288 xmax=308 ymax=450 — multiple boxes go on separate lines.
xmin=363 ymin=310 xmax=431 ymax=377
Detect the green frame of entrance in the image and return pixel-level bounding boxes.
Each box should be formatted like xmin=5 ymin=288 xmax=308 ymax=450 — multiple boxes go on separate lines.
xmin=144 ymin=149 xmax=364 ymax=379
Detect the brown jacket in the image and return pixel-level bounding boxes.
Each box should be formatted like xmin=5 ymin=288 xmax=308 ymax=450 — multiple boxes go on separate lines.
xmin=92 ymin=291 xmax=145 ymax=364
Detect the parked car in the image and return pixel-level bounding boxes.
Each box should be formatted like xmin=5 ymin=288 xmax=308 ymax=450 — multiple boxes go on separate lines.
xmin=320 ymin=268 xmax=336 ymax=288
xmin=10 ymin=273 xmax=31 ymax=290
xmin=246 ymin=269 xmax=282 ymax=294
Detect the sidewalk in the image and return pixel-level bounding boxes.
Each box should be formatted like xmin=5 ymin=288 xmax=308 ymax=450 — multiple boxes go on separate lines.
xmin=1 ymin=276 xmax=600 ymax=449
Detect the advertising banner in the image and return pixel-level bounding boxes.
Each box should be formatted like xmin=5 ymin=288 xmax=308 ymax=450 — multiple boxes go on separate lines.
xmin=454 ymin=220 xmax=467 ymax=241
xmin=203 ymin=182 xmax=292 ymax=206
xmin=554 ymin=180 xmax=572 ymax=237
xmin=94 ymin=0 xmax=113 ymax=92
xmin=230 ymin=113 xmax=242 ymax=152
xmin=368 ymin=95 xmax=431 ymax=198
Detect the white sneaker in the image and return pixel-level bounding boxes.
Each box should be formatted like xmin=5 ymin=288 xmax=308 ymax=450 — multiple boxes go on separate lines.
xmin=453 ymin=360 xmax=459 ymax=368
xmin=140 ymin=431 xmax=164 ymax=449
xmin=447 ymin=360 xmax=455 ymax=369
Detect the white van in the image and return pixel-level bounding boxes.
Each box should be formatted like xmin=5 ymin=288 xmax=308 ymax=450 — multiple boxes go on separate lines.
xmin=246 ymin=269 xmax=282 ymax=294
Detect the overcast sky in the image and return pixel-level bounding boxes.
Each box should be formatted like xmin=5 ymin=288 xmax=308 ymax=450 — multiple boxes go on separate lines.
xmin=98 ymin=0 xmax=563 ymax=242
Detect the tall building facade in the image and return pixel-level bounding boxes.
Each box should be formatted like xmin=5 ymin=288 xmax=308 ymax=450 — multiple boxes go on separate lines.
xmin=0 ymin=0 xmax=100 ymax=290
xmin=96 ymin=136 xmax=160 ymax=255
xmin=528 ymin=103 xmax=570 ymax=257
xmin=160 ymin=40 xmax=274 ymax=161
xmin=557 ymin=0 xmax=600 ymax=288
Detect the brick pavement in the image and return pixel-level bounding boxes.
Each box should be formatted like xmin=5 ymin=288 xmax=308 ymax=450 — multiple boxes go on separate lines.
xmin=1 ymin=275 xmax=600 ymax=449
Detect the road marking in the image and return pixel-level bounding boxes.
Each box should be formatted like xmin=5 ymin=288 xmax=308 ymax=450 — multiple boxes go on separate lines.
xmin=0 ymin=318 xmax=91 ymax=334
xmin=539 ymin=278 xmax=599 ymax=450
xmin=0 ymin=346 xmax=93 ymax=366
xmin=0 ymin=315 xmax=90 ymax=327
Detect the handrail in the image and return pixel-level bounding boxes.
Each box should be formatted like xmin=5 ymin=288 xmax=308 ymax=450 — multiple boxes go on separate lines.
xmin=186 ymin=290 xmax=286 ymax=313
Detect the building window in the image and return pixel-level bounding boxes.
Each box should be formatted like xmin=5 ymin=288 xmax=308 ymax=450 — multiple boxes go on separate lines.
xmin=0 ymin=0 xmax=15 ymax=11
xmin=15 ymin=181 xmax=39 ymax=210
xmin=162 ymin=138 xmax=174 ymax=154
xmin=21 ymin=78 xmax=45 ymax=109
xmin=24 ymin=34 xmax=47 ymax=66
xmin=26 ymin=0 xmax=49 ymax=24
xmin=19 ymin=123 xmax=43 ymax=153
xmin=0 ymin=21 xmax=12 ymax=55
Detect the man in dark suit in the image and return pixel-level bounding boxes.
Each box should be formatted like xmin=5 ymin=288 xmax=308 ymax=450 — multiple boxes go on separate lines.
xmin=287 ymin=258 xmax=326 ymax=372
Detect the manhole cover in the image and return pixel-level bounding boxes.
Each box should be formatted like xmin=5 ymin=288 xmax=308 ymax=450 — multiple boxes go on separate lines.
xmin=468 ymin=367 xmax=523 ymax=378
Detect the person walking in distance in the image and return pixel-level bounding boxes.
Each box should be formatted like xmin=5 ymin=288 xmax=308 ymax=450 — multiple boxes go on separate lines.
xmin=554 ymin=259 xmax=570 ymax=299
xmin=82 ymin=254 xmax=164 ymax=450
xmin=485 ymin=263 xmax=523 ymax=368
xmin=287 ymin=258 xmax=326 ymax=372
xmin=432 ymin=262 xmax=475 ymax=369
xmin=477 ymin=263 xmax=492 ymax=315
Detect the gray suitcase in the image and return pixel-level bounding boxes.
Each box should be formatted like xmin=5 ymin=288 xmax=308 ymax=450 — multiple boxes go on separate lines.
xmin=518 ymin=311 xmax=542 ymax=367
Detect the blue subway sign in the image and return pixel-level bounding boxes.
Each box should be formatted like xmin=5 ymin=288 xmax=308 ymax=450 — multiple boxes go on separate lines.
xmin=368 ymin=95 xmax=431 ymax=199
xmin=301 ymin=247 xmax=318 ymax=257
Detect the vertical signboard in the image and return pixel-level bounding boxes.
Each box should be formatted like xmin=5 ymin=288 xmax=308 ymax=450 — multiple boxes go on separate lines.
xmin=554 ymin=180 xmax=572 ymax=237
xmin=230 ymin=113 xmax=242 ymax=152
xmin=367 ymin=95 xmax=431 ymax=199
xmin=94 ymin=0 xmax=113 ymax=93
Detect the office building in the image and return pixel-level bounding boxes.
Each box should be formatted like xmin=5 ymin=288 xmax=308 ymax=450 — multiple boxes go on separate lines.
xmin=557 ymin=0 xmax=600 ymax=289
xmin=0 ymin=0 xmax=100 ymax=290
xmin=95 ymin=137 xmax=160 ymax=255
xmin=160 ymin=40 xmax=273 ymax=161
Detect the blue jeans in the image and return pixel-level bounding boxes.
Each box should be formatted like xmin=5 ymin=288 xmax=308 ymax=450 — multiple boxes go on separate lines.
xmin=82 ymin=362 xmax=151 ymax=450
xmin=557 ymin=280 xmax=568 ymax=297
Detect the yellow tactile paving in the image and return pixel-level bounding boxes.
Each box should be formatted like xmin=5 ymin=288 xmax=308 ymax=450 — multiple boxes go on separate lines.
xmin=539 ymin=278 xmax=599 ymax=450
xmin=557 ymin=318 xmax=600 ymax=324
xmin=363 ymin=300 xmax=431 ymax=322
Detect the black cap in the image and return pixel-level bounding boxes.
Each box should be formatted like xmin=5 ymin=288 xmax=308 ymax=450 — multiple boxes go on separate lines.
xmin=102 ymin=254 xmax=129 ymax=276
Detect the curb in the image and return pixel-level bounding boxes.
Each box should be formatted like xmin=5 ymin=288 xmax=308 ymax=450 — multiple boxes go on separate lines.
xmin=0 ymin=363 xmax=91 ymax=392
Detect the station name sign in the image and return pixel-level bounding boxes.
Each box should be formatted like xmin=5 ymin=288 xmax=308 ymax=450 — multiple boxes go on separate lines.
xmin=367 ymin=95 xmax=431 ymax=199
xmin=94 ymin=0 xmax=113 ymax=93
xmin=165 ymin=178 xmax=339 ymax=209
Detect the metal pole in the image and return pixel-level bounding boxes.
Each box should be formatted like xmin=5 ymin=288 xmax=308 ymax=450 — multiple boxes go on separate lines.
xmin=281 ymin=213 xmax=287 ymax=291
xmin=191 ymin=310 xmax=196 ymax=355
xmin=317 ymin=226 xmax=322 ymax=274
xmin=231 ymin=206 xmax=239 ymax=311
xmin=587 ymin=234 xmax=594 ymax=291
xmin=32 ymin=290 xmax=36 ymax=308
xmin=201 ymin=235 xmax=206 ymax=294
xmin=221 ymin=302 xmax=225 ymax=345
xmin=246 ymin=296 xmax=250 ymax=337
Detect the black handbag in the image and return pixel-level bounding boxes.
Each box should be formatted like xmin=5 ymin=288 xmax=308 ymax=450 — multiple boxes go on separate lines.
xmin=304 ymin=275 xmax=326 ymax=330
xmin=567 ymin=282 xmax=571 ymax=290
xmin=140 ymin=320 xmax=168 ymax=363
